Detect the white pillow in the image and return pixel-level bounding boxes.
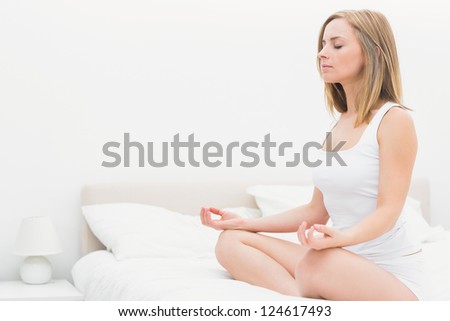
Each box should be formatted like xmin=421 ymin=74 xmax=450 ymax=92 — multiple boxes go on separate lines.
xmin=246 ymin=185 xmax=314 ymax=216
xmin=222 ymin=206 xmax=262 ymax=219
xmin=245 ymin=185 xmax=313 ymax=243
xmin=402 ymin=197 xmax=444 ymax=243
xmin=82 ymin=203 xmax=220 ymax=260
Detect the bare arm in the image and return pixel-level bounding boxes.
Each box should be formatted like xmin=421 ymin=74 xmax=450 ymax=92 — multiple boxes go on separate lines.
xmin=242 ymin=187 xmax=329 ymax=233
xmin=201 ymin=187 xmax=329 ymax=233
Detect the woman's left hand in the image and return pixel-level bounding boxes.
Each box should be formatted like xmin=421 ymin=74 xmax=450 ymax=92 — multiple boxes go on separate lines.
xmin=297 ymin=221 xmax=351 ymax=250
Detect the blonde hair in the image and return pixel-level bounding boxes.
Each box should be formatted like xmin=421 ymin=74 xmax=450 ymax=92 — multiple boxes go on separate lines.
xmin=317 ymin=10 xmax=404 ymax=126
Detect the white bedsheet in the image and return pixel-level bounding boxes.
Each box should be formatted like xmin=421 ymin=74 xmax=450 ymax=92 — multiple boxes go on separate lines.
xmin=72 ymin=231 xmax=450 ymax=301
xmin=421 ymin=231 xmax=450 ymax=300
xmin=72 ymin=251 xmax=303 ymax=301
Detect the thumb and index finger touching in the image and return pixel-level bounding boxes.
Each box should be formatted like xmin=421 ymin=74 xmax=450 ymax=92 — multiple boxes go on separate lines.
xmin=200 ymin=207 xmax=224 ymax=227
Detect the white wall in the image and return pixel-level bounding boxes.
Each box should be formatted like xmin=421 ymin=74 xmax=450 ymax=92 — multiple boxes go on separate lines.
xmin=0 ymin=0 xmax=449 ymax=281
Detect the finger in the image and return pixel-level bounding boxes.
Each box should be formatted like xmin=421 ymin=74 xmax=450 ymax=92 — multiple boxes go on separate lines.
xmin=311 ymin=226 xmax=333 ymax=250
xmin=207 ymin=211 xmax=224 ymax=230
xmin=298 ymin=222 xmax=308 ymax=245
xmin=296 ymin=224 xmax=302 ymax=242
xmin=209 ymin=207 xmax=224 ymax=216
xmin=202 ymin=207 xmax=211 ymax=226
xmin=314 ymin=224 xmax=333 ymax=237
xmin=204 ymin=208 xmax=214 ymax=227
xmin=203 ymin=208 xmax=211 ymax=226
xmin=205 ymin=208 xmax=214 ymax=226
xmin=200 ymin=207 xmax=206 ymax=225
xmin=308 ymin=224 xmax=315 ymax=240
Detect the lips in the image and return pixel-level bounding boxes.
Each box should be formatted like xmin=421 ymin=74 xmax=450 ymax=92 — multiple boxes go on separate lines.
xmin=321 ymin=64 xmax=332 ymax=73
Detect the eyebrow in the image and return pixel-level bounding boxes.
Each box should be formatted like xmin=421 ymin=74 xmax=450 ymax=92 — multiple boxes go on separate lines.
xmin=322 ymin=36 xmax=345 ymax=44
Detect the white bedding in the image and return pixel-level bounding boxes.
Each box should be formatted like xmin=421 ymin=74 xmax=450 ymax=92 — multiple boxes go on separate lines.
xmin=76 ymin=182 xmax=448 ymax=301
xmin=421 ymin=231 xmax=450 ymax=300
xmin=72 ymin=230 xmax=450 ymax=301
xmin=72 ymin=251 xmax=304 ymax=301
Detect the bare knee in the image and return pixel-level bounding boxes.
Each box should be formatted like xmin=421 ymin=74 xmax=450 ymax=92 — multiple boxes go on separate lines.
xmin=215 ymin=230 xmax=247 ymax=266
xmin=295 ymin=249 xmax=327 ymax=298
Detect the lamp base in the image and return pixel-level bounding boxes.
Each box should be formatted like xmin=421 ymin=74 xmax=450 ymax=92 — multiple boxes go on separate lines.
xmin=20 ymin=256 xmax=52 ymax=285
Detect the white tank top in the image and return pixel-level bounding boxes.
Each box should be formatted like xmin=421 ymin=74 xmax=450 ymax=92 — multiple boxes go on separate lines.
xmin=312 ymin=102 xmax=421 ymax=260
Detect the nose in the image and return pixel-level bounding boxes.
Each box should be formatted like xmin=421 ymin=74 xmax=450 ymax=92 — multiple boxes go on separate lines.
xmin=318 ymin=47 xmax=328 ymax=60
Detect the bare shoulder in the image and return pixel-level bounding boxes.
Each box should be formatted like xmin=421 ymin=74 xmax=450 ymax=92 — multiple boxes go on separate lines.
xmin=378 ymin=106 xmax=417 ymax=145
xmin=379 ymin=107 xmax=415 ymax=135
xmin=383 ymin=106 xmax=413 ymax=121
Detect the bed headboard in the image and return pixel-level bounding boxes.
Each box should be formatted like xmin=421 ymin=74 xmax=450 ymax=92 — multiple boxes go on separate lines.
xmin=80 ymin=177 xmax=430 ymax=256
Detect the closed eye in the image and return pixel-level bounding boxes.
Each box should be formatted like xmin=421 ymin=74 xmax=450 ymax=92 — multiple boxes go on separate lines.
xmin=334 ymin=45 xmax=343 ymax=49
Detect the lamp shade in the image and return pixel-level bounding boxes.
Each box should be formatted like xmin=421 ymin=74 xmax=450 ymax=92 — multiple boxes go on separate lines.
xmin=13 ymin=216 xmax=63 ymax=256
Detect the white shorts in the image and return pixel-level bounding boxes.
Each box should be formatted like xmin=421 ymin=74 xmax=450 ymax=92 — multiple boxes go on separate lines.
xmin=373 ymin=250 xmax=428 ymax=300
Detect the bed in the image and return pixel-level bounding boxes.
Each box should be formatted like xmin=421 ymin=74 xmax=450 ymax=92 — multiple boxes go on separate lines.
xmin=72 ymin=178 xmax=450 ymax=300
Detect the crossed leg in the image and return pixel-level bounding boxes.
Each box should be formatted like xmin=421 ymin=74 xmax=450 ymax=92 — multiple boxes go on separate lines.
xmin=215 ymin=230 xmax=418 ymax=300
xmin=295 ymin=247 xmax=418 ymax=300
xmin=215 ymin=229 xmax=308 ymax=296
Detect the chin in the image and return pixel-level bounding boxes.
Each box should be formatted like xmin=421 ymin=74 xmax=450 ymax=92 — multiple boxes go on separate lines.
xmin=321 ymin=75 xmax=337 ymax=83
xmin=322 ymin=78 xmax=338 ymax=84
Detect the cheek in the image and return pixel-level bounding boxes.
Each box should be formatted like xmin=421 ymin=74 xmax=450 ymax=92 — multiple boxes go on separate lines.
xmin=351 ymin=49 xmax=365 ymax=71
xmin=341 ymin=51 xmax=364 ymax=76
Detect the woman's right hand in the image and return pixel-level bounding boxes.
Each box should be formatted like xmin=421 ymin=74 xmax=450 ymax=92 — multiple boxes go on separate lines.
xmin=200 ymin=207 xmax=248 ymax=230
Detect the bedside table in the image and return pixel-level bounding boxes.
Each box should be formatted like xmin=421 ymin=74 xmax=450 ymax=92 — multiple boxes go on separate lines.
xmin=0 ymin=279 xmax=84 ymax=301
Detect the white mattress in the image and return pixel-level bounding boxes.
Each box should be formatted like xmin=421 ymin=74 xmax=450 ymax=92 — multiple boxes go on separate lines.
xmin=72 ymin=251 xmax=305 ymax=301
xmin=72 ymin=231 xmax=450 ymax=301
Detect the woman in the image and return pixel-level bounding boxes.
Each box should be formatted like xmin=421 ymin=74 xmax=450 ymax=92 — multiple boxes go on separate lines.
xmin=200 ymin=9 xmax=426 ymax=301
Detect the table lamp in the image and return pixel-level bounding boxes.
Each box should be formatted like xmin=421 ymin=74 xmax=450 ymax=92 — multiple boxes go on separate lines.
xmin=13 ymin=216 xmax=63 ymax=284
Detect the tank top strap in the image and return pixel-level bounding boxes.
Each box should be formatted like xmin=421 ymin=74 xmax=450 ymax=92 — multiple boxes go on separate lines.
xmin=365 ymin=101 xmax=402 ymax=140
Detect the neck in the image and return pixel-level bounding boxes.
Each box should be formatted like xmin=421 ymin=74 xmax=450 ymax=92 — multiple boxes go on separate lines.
xmin=342 ymin=83 xmax=359 ymax=114
xmin=341 ymin=83 xmax=386 ymax=120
